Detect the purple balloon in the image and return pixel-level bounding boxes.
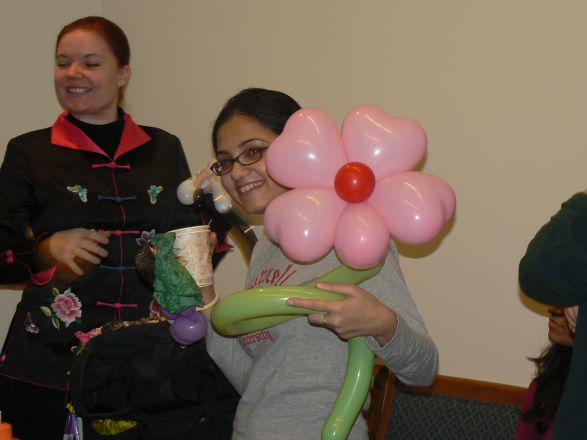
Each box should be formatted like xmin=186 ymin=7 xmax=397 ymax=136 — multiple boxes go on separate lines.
xmin=179 ymin=307 xmax=198 ymax=319
xmin=161 ymin=308 xmax=179 ymax=320
xmin=170 ymin=314 xmax=207 ymax=345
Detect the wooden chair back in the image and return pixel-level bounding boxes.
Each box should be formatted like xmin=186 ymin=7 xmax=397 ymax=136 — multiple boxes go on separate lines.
xmin=364 ymin=364 xmax=527 ymax=440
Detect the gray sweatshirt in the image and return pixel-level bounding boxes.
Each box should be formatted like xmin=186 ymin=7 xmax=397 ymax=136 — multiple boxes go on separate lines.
xmin=207 ymin=231 xmax=438 ymax=440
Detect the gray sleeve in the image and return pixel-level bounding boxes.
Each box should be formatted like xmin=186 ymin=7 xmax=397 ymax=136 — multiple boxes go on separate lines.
xmin=362 ymin=243 xmax=439 ymax=386
xmin=204 ymin=234 xmax=263 ymax=395
xmin=205 ymin=326 xmax=252 ymax=395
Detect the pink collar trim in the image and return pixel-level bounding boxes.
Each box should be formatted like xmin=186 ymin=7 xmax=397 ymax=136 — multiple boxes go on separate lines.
xmin=50 ymin=112 xmax=152 ymax=159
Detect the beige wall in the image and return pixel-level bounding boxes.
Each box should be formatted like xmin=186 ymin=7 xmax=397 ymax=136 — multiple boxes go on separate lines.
xmin=2 ymin=0 xmax=587 ymax=386
xmin=0 ymin=0 xmax=102 ymax=353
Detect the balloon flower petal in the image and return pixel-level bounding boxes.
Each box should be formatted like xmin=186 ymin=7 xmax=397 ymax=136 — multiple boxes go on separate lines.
xmin=266 ymin=109 xmax=347 ymax=189
xmin=265 ymin=189 xmax=346 ymax=263
xmin=334 ymin=203 xmax=390 ymax=269
xmin=370 ymin=171 xmax=456 ymax=245
xmin=342 ymin=105 xmax=428 ymax=179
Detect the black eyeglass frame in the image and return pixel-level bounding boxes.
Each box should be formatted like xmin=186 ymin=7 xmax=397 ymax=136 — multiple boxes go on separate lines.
xmin=210 ymin=147 xmax=270 ymax=176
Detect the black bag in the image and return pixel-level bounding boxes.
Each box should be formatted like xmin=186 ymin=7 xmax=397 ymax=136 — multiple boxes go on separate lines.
xmin=69 ymin=320 xmax=239 ymax=440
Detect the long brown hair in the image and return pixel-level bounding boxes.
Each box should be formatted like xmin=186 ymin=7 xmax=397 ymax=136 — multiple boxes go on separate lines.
xmin=521 ymin=343 xmax=573 ymax=433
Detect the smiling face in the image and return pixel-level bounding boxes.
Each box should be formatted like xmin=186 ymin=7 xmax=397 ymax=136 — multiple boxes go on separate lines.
xmin=215 ymin=114 xmax=288 ymax=214
xmin=547 ymin=306 xmax=574 ymax=347
xmin=54 ymin=29 xmax=130 ymax=124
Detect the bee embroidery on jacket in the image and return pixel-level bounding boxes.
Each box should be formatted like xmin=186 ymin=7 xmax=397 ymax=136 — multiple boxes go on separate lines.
xmin=147 ymin=185 xmax=163 ymax=204
xmin=67 ymin=185 xmax=88 ymax=203
xmin=136 ymin=229 xmax=156 ymax=246
xmin=24 ymin=312 xmax=39 ymax=334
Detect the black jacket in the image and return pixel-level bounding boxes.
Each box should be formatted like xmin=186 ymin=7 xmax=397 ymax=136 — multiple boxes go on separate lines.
xmin=0 ymin=112 xmax=201 ymax=389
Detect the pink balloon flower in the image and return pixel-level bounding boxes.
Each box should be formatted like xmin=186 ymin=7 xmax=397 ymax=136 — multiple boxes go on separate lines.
xmin=264 ymin=105 xmax=456 ymax=269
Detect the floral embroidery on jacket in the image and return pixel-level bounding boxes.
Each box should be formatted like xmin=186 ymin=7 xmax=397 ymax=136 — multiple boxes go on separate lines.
xmin=67 ymin=185 xmax=88 ymax=202
xmin=74 ymin=327 xmax=102 ymax=345
xmin=136 ymin=229 xmax=156 ymax=246
xmin=41 ymin=287 xmax=82 ymax=329
xmin=24 ymin=312 xmax=39 ymax=334
xmin=147 ymin=185 xmax=163 ymax=204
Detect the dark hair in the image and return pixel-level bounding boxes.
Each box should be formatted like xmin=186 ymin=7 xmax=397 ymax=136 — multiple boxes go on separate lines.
xmin=212 ymin=88 xmax=302 ymax=151
xmin=56 ymin=16 xmax=130 ymax=103
xmin=520 ymin=343 xmax=573 ymax=433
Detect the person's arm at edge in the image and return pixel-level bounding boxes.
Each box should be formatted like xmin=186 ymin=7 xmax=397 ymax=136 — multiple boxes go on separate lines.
xmin=519 ymin=192 xmax=587 ymax=305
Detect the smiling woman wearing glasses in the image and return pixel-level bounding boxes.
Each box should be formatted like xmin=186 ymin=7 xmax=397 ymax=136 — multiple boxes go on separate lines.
xmin=200 ymin=87 xmax=438 ymax=440
xmin=209 ymin=90 xmax=295 ymax=215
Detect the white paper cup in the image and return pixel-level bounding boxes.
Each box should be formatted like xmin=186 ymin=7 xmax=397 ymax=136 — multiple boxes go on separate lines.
xmin=169 ymin=225 xmax=213 ymax=287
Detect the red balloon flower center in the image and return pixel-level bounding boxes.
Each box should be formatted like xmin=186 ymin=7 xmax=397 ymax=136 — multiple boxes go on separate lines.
xmin=334 ymin=162 xmax=376 ymax=203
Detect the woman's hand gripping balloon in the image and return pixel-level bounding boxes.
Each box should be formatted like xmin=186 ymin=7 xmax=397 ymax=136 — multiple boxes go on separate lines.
xmin=286 ymin=282 xmax=398 ymax=345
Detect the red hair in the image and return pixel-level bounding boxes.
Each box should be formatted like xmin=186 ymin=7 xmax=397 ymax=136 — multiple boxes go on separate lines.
xmin=56 ymin=16 xmax=130 ymax=66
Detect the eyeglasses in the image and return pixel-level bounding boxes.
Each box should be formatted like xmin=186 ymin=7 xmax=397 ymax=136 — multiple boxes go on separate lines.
xmin=210 ymin=147 xmax=269 ymax=176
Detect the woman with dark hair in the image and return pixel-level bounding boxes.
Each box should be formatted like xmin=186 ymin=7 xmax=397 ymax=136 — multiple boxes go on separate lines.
xmin=201 ymin=87 xmax=438 ymax=439
xmin=0 ymin=16 xmax=236 ymax=440
xmin=515 ymin=306 xmax=575 ymax=439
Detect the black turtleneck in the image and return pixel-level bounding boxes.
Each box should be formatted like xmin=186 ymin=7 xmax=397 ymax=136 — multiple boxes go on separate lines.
xmin=66 ymin=108 xmax=125 ymax=158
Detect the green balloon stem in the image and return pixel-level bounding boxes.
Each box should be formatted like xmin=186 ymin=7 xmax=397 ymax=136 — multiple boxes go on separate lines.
xmin=211 ymin=262 xmax=383 ymax=440
xmin=304 ymin=262 xmax=383 ymax=286
xmin=322 ymin=337 xmax=374 ymax=440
